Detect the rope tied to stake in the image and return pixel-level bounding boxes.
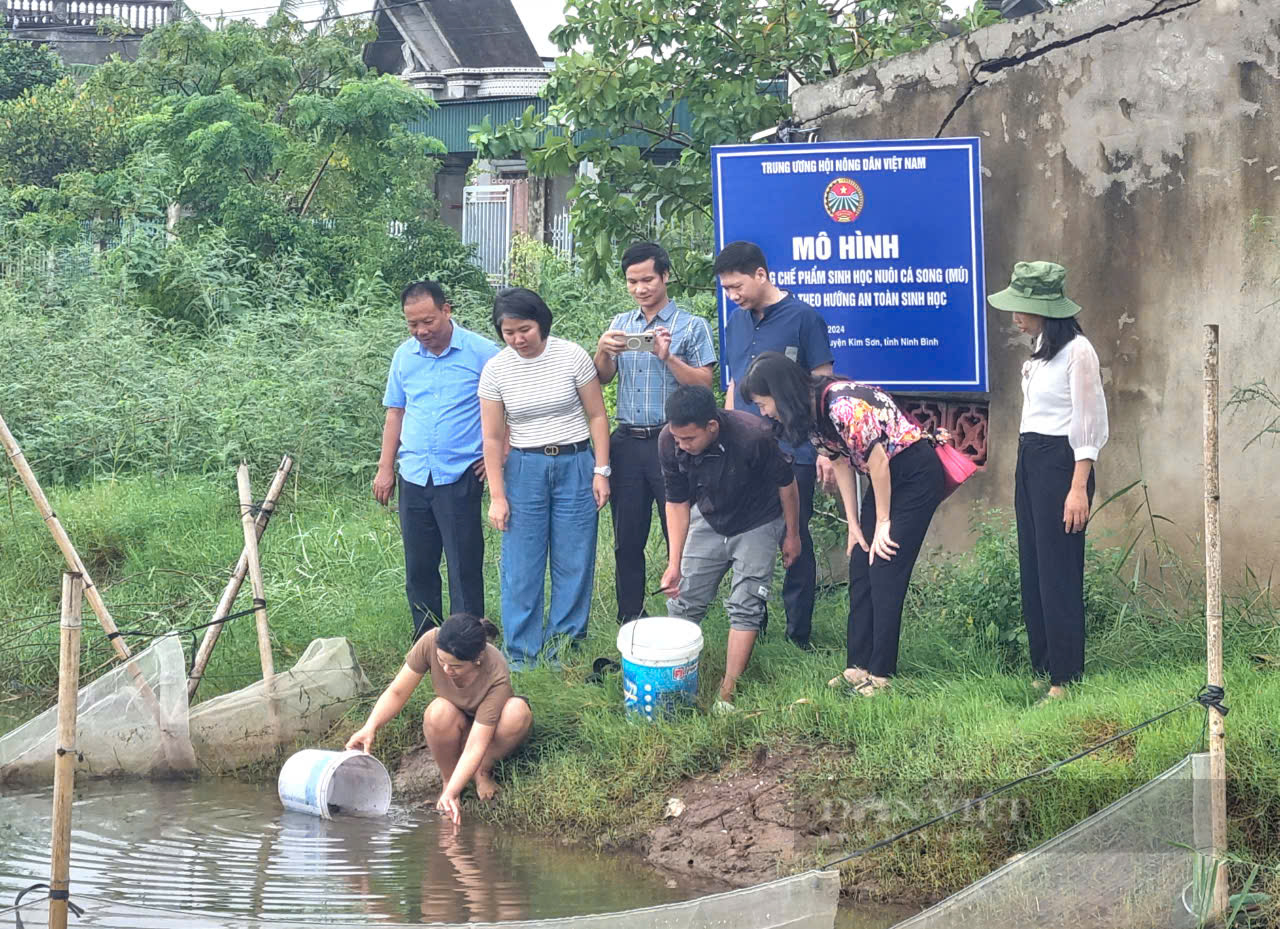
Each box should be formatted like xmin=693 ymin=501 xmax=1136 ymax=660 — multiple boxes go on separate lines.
xmin=1197 ymin=684 xmax=1228 ymax=717
xmin=106 ymin=598 xmax=268 ymax=676
xmin=10 ymin=883 xmax=84 ymax=928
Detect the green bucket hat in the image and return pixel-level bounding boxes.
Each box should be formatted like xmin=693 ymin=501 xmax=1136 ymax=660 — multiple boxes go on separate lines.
xmin=988 ymin=261 xmax=1081 ymax=318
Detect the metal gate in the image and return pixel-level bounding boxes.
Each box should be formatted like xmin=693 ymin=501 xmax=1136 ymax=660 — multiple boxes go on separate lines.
xmin=461 ymin=184 xmax=512 ymax=286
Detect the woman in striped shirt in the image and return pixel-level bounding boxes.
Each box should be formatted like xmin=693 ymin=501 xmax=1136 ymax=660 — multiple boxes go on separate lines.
xmin=479 ymin=288 xmax=611 ymax=669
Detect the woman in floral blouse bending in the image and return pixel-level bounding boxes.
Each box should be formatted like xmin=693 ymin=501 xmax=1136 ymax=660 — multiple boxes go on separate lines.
xmin=740 ymin=352 xmax=944 ymax=695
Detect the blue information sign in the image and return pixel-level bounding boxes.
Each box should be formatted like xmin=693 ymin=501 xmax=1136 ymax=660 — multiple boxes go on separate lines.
xmin=711 ymin=138 xmax=987 ymax=392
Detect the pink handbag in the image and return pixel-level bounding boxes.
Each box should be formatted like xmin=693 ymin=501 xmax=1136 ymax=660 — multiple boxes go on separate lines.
xmin=818 ymin=381 xmax=978 ymax=500
xmin=934 ymin=441 xmax=977 ymax=501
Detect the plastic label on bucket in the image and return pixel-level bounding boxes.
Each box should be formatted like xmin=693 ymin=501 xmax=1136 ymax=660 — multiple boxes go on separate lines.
xmin=278 ymin=749 xmax=392 ymax=819
xmin=617 ymin=617 xmax=704 ymax=721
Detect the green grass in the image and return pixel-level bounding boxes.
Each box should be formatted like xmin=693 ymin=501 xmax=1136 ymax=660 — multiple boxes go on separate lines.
xmin=3 ymin=473 xmax=1280 ymax=902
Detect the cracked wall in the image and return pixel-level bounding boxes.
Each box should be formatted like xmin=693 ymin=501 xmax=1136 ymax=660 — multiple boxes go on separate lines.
xmin=794 ymin=0 xmax=1280 ymax=570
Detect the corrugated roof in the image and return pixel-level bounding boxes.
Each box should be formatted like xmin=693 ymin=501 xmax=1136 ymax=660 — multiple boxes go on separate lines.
xmin=406 ymin=96 xmax=550 ymax=153
xmin=406 ymin=82 xmax=787 ymax=156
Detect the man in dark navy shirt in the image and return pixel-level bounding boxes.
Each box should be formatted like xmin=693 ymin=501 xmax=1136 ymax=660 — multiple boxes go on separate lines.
xmin=716 ymin=240 xmax=834 ymax=650
xmin=657 ymin=386 xmax=800 ymax=713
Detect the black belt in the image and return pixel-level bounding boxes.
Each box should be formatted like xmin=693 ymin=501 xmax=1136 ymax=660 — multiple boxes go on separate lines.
xmin=514 ymin=439 xmax=591 ymax=456
xmin=618 ymin=424 xmax=664 ymax=439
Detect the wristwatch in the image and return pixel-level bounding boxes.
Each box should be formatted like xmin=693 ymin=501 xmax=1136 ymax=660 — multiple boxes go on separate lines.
xmin=593 ymin=465 xmax=613 ymax=477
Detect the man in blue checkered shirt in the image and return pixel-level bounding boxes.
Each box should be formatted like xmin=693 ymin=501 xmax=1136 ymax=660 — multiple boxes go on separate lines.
xmin=594 ymin=242 xmax=718 ymax=624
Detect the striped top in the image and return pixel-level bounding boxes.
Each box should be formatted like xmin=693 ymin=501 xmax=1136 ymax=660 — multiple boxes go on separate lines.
xmin=478 ymin=337 xmax=599 ymax=447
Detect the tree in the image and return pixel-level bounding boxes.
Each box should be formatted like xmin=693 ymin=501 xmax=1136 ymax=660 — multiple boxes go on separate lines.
xmin=0 ymin=36 xmax=66 ymax=100
xmin=472 ymin=0 xmax=997 ymax=291
xmin=1 ymin=14 xmax=486 ymax=301
xmin=0 ymin=77 xmax=135 ymax=187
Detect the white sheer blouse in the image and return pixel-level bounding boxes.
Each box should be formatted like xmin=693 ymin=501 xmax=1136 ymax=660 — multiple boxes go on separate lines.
xmin=1018 ymin=334 xmax=1109 ymax=461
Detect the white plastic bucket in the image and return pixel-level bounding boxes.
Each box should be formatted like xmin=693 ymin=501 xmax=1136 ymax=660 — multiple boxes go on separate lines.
xmin=616 ymin=617 xmax=703 ymax=720
xmin=277 ymin=749 xmax=392 ymax=819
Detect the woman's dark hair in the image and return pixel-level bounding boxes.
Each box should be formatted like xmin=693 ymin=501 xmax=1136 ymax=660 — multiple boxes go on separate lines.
xmin=1030 ymin=317 xmax=1084 ymax=362
xmin=738 ymin=351 xmax=823 ymax=445
xmin=435 ymin=613 xmax=500 ymax=661
xmin=492 ymin=287 xmax=553 ymax=339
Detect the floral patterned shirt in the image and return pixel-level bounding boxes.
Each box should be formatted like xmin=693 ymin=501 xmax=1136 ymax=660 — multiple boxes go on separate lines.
xmin=813 ymin=381 xmax=925 ymax=474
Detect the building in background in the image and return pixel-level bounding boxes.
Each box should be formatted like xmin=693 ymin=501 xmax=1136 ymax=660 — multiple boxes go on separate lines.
xmin=1 ymin=0 xmax=172 ymax=65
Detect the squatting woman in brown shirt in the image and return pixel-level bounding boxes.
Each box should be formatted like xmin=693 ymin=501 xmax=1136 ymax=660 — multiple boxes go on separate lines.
xmin=347 ymin=613 xmax=532 ymax=824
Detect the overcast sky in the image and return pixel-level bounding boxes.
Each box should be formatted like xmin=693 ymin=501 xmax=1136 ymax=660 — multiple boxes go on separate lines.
xmin=183 ymin=0 xmax=569 ymax=57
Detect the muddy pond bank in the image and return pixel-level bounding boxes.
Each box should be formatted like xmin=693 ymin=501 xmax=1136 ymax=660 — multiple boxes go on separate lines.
xmin=394 ymin=739 xmax=929 ymax=913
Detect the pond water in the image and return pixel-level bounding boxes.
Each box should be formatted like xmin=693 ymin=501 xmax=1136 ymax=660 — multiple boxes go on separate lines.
xmin=0 ymin=779 xmax=918 ymax=928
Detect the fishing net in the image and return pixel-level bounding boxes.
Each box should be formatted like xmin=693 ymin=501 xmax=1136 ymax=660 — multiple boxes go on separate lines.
xmin=887 ymin=753 xmax=1214 ymax=929
xmin=6 ymin=869 xmax=840 ymax=929
xmin=0 ymin=635 xmax=195 ymax=781
xmin=0 ymin=635 xmax=370 ymax=780
xmin=190 ymin=636 xmax=371 ymax=773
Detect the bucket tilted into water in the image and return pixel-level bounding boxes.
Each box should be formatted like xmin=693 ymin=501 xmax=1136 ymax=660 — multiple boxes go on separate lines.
xmin=616 ymin=617 xmax=703 ymax=720
xmin=278 ymin=749 xmax=392 ymax=819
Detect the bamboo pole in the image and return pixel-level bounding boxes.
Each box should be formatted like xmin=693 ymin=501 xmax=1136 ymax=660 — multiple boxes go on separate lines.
xmin=187 ymin=455 xmax=293 ymax=698
xmin=50 ymin=572 xmax=84 ymax=929
xmin=1203 ymin=323 xmax=1228 ymax=917
xmin=1 ymin=411 xmax=193 ymax=771
xmin=1 ymin=411 xmax=131 ymax=661
xmin=236 ymin=463 xmax=280 ymax=740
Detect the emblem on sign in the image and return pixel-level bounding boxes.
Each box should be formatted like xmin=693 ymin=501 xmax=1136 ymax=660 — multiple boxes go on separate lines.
xmin=824 ymin=177 xmax=864 ymax=223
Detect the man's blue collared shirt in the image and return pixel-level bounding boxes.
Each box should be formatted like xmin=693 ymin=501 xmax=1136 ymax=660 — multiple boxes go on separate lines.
xmin=723 ymin=292 xmax=833 ymax=465
xmin=610 ymin=301 xmax=717 ymax=426
xmin=382 ymin=324 xmax=500 ymax=487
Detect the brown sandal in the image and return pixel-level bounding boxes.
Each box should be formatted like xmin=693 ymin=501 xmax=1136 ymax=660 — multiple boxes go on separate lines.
xmin=851 ymin=676 xmax=891 ymax=697
xmin=828 ymin=667 xmax=870 ymax=688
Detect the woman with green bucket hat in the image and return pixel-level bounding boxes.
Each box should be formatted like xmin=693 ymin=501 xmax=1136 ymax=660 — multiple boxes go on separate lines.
xmin=989 ymin=261 xmax=1109 ymax=700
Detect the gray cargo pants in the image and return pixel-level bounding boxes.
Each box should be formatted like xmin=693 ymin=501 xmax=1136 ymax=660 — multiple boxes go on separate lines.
xmin=666 ymin=509 xmax=784 ymax=632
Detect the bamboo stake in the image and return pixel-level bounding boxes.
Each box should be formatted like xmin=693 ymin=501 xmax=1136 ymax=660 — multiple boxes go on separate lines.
xmin=1 ymin=411 xmax=192 ymax=771
xmin=187 ymin=454 xmax=293 ymax=698
xmin=236 ymin=463 xmax=280 ymax=740
xmin=1203 ymin=323 xmax=1228 ymax=917
xmin=50 ymin=572 xmax=84 ymax=929
xmin=1 ymin=411 xmax=130 ymax=661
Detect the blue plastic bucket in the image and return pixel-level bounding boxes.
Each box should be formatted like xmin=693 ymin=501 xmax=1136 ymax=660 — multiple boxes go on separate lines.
xmin=616 ymin=617 xmax=703 ymax=720
xmin=277 ymin=749 xmax=391 ymax=819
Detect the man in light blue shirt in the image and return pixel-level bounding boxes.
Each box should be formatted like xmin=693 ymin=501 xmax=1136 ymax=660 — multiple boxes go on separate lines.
xmin=593 ymin=242 xmax=717 ymax=623
xmin=376 ymin=280 xmax=500 ymax=639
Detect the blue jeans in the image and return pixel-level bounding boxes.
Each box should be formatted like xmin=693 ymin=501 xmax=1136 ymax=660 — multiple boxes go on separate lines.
xmin=500 ymin=447 xmax=598 ymax=668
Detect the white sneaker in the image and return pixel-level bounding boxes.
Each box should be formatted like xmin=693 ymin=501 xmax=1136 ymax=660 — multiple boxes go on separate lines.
xmin=712 ymin=699 xmax=737 ymax=716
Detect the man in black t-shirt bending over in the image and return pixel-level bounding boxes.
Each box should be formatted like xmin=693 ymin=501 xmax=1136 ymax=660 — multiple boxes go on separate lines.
xmin=657 ymin=386 xmax=801 ymax=714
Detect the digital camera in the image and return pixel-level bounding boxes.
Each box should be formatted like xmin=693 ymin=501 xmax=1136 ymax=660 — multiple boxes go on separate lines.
xmin=624 ymin=331 xmax=657 ymax=352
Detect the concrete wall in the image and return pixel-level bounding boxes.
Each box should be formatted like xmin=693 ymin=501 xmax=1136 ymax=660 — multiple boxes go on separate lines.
xmin=793 ymin=0 xmax=1280 ymax=574
xmin=17 ymin=29 xmax=145 ymax=67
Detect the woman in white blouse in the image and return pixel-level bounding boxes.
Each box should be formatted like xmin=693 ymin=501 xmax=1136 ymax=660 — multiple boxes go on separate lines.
xmin=989 ymin=262 xmax=1108 ymax=700
xmin=479 ymin=288 xmax=611 ymax=670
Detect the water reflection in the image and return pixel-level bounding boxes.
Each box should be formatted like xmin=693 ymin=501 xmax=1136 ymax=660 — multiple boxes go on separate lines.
xmin=0 ymin=779 xmax=687 ymax=925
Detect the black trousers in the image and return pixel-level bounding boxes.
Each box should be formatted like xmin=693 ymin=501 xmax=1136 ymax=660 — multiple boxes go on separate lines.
xmin=847 ymin=440 xmax=944 ymax=677
xmin=1015 ymin=433 xmax=1094 ymax=686
xmin=608 ymin=429 xmax=668 ymax=621
xmin=398 ymin=471 xmax=485 ymax=640
xmin=781 ymin=462 xmax=818 ymax=645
